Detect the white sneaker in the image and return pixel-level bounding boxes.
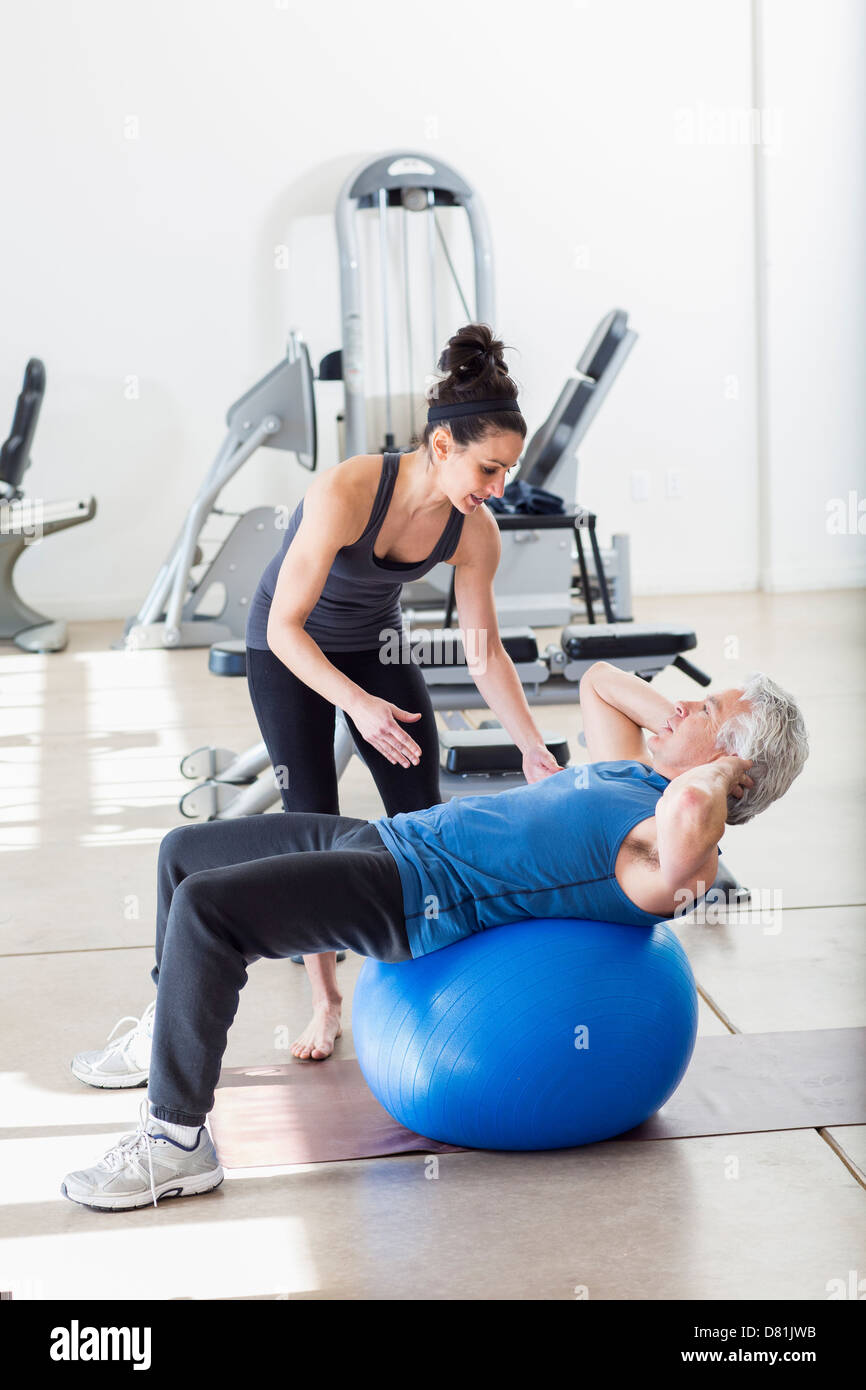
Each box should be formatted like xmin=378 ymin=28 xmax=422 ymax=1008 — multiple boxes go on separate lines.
xmin=70 ymin=1000 xmax=155 ymax=1089
xmin=61 ymin=1100 xmax=224 ymax=1211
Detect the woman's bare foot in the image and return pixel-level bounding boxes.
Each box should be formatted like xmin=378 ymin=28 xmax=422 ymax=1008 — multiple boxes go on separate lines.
xmin=292 ymin=952 xmax=343 ymax=1060
xmin=291 ymin=1000 xmax=343 ymax=1060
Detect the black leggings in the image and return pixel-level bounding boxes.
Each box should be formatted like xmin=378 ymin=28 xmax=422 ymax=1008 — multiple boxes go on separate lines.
xmin=246 ymin=643 xmax=443 ymax=816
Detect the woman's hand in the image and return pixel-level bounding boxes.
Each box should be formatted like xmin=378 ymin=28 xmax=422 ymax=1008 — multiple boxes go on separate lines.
xmin=522 ymin=744 xmax=563 ymax=784
xmin=348 ymin=692 xmax=423 ymax=768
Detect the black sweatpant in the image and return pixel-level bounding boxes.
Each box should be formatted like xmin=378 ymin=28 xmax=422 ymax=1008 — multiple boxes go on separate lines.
xmin=245 ymin=643 xmax=443 ymax=816
xmin=147 ymin=813 xmax=412 ymax=1128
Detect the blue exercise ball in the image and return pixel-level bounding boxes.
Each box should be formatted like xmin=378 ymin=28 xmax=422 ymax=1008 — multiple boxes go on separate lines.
xmin=353 ymin=918 xmax=698 ymax=1150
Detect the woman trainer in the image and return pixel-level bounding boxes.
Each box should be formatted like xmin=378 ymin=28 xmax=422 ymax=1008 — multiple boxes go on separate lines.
xmin=243 ymin=323 xmax=562 ymax=1060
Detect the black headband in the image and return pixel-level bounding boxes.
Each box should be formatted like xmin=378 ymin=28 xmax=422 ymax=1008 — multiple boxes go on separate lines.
xmin=427 ymin=398 xmax=521 ymax=423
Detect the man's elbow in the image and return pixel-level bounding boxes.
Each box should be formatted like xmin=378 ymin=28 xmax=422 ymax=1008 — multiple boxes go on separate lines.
xmin=579 ymin=661 xmax=621 ymax=699
xmin=672 ymin=786 xmax=713 ymax=817
xmin=579 ymin=661 xmax=608 ymax=688
xmin=662 ymin=785 xmax=717 ymax=843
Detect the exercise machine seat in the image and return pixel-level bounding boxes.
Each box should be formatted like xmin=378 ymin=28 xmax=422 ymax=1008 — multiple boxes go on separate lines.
xmin=561 ymin=622 xmax=697 ymax=660
xmin=439 ymin=727 xmax=570 ymax=775
xmin=208 ymin=627 xmax=542 ymax=680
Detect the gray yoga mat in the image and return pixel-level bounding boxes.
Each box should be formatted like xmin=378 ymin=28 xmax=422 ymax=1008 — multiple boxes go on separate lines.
xmin=208 ymin=1027 xmax=865 ymax=1169
xmin=617 ymin=1027 xmax=865 ymax=1141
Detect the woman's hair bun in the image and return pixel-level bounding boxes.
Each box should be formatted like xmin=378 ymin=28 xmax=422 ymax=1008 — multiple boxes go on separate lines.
xmin=436 ymin=323 xmax=509 ymax=393
xmin=418 ymin=321 xmax=526 ymax=452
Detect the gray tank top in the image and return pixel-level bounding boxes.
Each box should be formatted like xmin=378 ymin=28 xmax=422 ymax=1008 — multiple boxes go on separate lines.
xmin=245 ymin=452 xmax=466 ymax=652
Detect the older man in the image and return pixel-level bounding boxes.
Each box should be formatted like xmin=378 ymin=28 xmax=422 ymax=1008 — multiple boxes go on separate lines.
xmin=62 ymin=661 xmax=808 ymax=1210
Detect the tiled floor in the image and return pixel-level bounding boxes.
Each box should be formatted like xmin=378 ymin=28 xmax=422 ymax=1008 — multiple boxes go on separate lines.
xmin=0 ymin=591 xmax=864 ymax=1299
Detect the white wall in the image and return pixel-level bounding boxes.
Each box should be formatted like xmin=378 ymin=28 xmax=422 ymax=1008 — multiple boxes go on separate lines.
xmin=755 ymin=0 xmax=866 ymax=591
xmin=0 ymin=0 xmax=861 ymax=622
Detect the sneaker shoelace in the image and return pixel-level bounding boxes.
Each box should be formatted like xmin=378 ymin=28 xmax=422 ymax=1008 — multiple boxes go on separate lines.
xmin=101 ymin=1099 xmax=161 ymax=1207
xmin=98 ymin=1000 xmax=157 ymax=1070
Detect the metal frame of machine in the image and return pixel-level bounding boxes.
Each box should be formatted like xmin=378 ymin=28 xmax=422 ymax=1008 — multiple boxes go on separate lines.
xmin=118 ymin=332 xmax=316 ymax=651
xmin=0 ymin=358 xmax=96 ymax=654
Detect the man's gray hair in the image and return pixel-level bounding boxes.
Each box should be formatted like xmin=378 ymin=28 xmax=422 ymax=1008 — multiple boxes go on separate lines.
xmin=715 ymin=672 xmax=809 ymax=825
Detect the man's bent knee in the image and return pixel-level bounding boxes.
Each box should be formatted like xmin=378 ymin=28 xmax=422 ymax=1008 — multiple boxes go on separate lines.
xmin=158 ymin=823 xmax=200 ymax=870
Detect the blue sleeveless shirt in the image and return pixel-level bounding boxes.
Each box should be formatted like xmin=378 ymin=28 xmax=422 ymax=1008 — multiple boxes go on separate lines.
xmin=373 ymin=760 xmax=683 ymax=957
xmin=245 ymin=452 xmax=465 ymax=652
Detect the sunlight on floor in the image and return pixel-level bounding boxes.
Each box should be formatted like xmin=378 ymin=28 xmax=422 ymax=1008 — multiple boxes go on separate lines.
xmin=0 ymin=1218 xmax=320 ymax=1300
xmin=84 ymin=647 xmax=188 ymax=845
xmin=0 ymin=657 xmax=44 ymax=851
xmin=0 ymin=1074 xmax=151 ymax=1129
